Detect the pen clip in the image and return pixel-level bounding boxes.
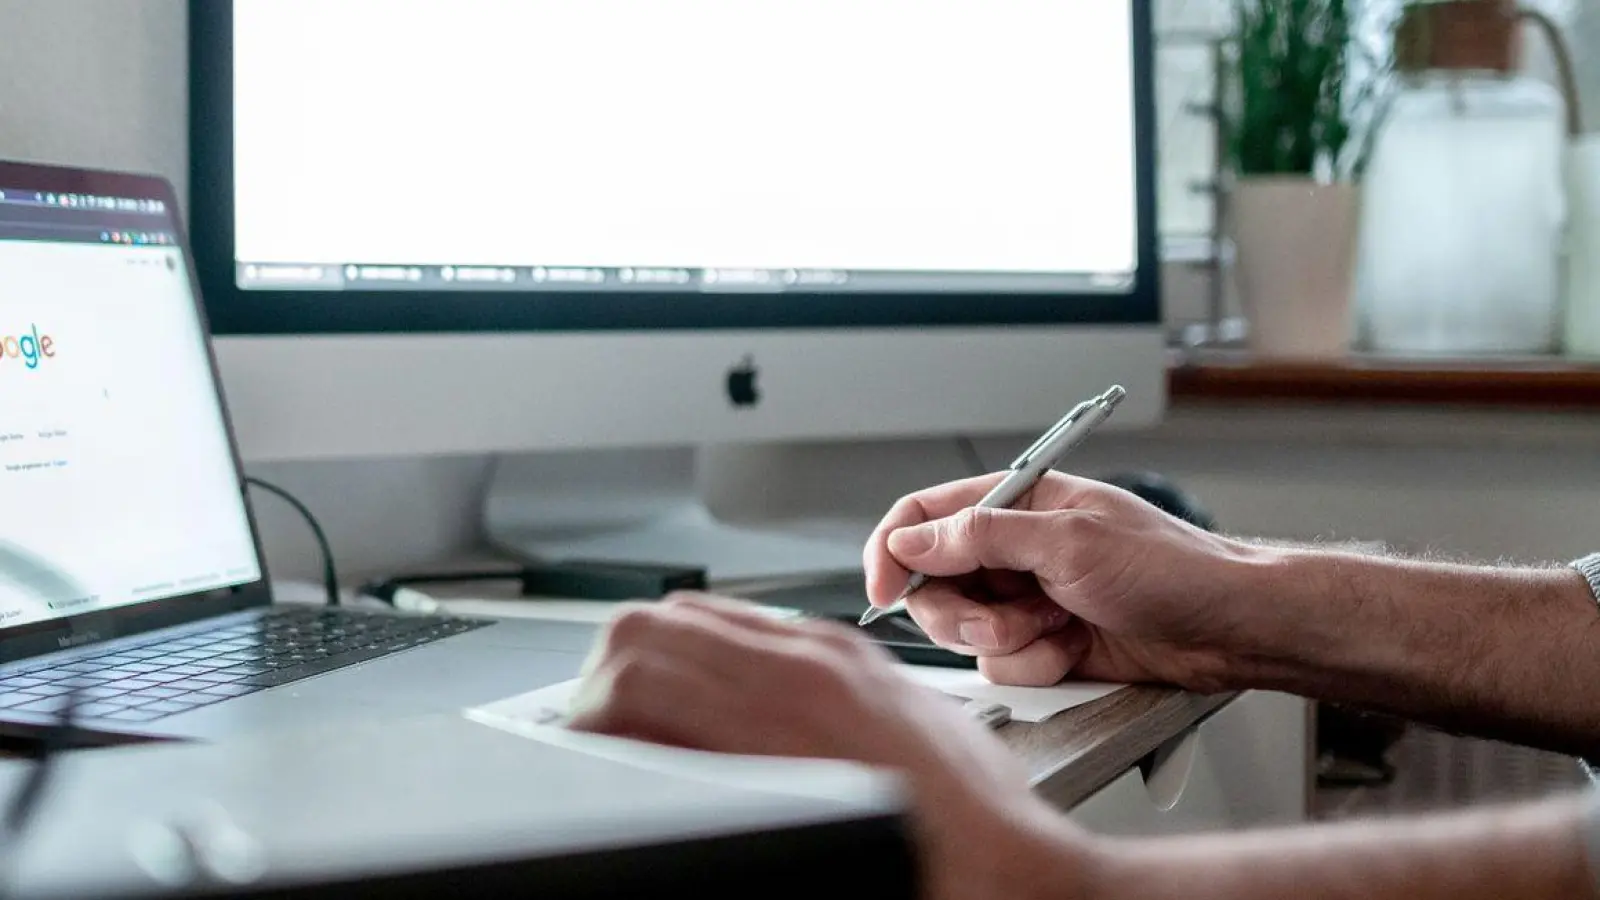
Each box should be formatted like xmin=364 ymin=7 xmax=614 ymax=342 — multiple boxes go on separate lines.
xmin=1008 ymin=401 xmax=1092 ymax=469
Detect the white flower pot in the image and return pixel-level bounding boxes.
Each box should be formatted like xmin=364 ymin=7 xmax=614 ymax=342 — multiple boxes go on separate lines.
xmin=1230 ymin=177 xmax=1360 ymax=360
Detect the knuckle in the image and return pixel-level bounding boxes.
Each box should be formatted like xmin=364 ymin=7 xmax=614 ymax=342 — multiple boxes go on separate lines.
xmin=1057 ymin=513 xmax=1118 ymax=578
xmin=795 ymin=617 xmax=867 ymax=657
xmin=881 ymin=495 xmax=923 ymax=532
xmin=607 ymin=651 xmax=656 ymax=699
xmin=953 ymin=506 xmax=993 ymax=544
xmin=816 ymin=621 xmax=871 ymax=656
xmin=1055 ymin=511 xmax=1106 ymax=547
xmin=903 ymin=602 xmax=955 ymax=643
xmin=604 ymin=604 xmax=663 ymax=648
xmin=887 ymin=494 xmax=919 ymax=519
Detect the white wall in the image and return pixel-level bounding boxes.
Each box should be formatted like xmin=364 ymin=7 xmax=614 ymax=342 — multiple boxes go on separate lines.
xmin=0 ymin=0 xmax=186 ymax=200
xmin=6 ymin=0 xmax=1600 ymax=587
xmin=717 ymin=408 xmax=1600 ymax=565
xmin=0 ymin=0 xmax=494 ymax=581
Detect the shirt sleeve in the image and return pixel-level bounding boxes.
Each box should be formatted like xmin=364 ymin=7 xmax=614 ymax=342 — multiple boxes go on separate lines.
xmin=1582 ymin=785 xmax=1600 ymax=891
xmin=1553 ymin=560 xmax=1600 ymax=886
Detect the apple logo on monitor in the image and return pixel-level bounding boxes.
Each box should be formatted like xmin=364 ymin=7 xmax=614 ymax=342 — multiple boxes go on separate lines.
xmin=726 ymin=355 xmax=759 ymax=408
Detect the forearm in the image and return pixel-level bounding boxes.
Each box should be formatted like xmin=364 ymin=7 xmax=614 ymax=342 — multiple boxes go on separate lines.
xmin=1073 ymin=795 xmax=1595 ymax=900
xmin=1232 ymin=548 xmax=1600 ymax=757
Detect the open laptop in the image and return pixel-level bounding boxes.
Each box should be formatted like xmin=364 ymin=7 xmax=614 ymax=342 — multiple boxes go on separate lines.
xmin=0 ymin=160 xmax=596 ymax=744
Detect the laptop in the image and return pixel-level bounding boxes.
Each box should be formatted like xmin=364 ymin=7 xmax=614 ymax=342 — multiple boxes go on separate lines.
xmin=0 ymin=160 xmax=595 ymax=744
xmin=2 ymin=713 xmax=916 ymax=899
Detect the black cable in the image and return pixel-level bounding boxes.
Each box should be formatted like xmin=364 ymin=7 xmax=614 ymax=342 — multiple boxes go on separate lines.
xmin=244 ymin=477 xmax=340 ymax=606
xmin=954 ymin=436 xmax=988 ymax=477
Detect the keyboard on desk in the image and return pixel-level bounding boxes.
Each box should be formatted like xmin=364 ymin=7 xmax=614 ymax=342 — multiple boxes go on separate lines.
xmin=0 ymin=607 xmax=491 ymax=725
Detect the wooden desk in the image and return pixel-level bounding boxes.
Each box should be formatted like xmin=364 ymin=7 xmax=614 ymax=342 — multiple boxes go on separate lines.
xmin=1003 ymin=685 xmax=1233 ymax=810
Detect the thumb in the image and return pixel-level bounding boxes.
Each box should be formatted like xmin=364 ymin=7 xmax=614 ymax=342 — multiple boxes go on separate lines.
xmin=886 ymin=507 xmax=1059 ymax=577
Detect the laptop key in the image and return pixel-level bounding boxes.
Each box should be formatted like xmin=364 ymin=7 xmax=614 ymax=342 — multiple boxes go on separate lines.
xmin=0 ymin=677 xmax=49 ymax=690
xmin=118 ymin=649 xmax=168 ymax=661
xmin=158 ymin=679 xmax=222 ymax=692
xmin=76 ymin=686 xmax=128 ymax=700
xmin=207 ymin=653 xmax=259 ymax=664
xmin=164 ymin=650 xmax=216 ymax=661
xmin=75 ymin=701 xmax=131 ymax=719
xmin=139 ymin=672 xmax=197 ymax=685
xmin=88 ymin=655 xmax=142 ymax=666
xmin=102 ymin=709 xmax=166 ymax=723
xmin=124 ymin=687 xmax=186 ymax=701
xmin=57 ymin=675 xmax=114 ymax=688
xmin=97 ymin=667 xmax=155 ymax=679
xmin=15 ymin=684 xmax=72 ymax=698
xmin=134 ymin=699 xmax=203 ymax=715
xmin=197 ymin=683 xmax=259 ymax=699
xmin=11 ymin=698 xmax=69 ymax=715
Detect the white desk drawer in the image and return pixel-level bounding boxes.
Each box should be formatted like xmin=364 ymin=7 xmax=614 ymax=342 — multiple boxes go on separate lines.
xmin=1069 ymin=691 xmax=1308 ymax=836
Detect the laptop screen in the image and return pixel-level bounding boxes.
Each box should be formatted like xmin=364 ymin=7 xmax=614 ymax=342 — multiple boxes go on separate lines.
xmin=0 ymin=183 xmax=262 ymax=632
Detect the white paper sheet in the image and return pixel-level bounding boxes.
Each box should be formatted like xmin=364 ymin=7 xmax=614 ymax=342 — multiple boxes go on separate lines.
xmin=895 ymin=666 xmax=1122 ymax=723
xmin=471 ymin=677 xmax=585 ymax=725
xmin=473 ymin=659 xmax=1122 ymax=752
xmin=464 ymin=685 xmax=894 ymax=804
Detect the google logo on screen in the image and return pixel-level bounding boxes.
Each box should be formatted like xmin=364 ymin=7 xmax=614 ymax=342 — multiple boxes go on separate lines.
xmin=0 ymin=326 xmax=56 ymax=371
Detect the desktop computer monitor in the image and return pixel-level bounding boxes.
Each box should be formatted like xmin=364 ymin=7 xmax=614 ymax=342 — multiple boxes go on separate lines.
xmin=189 ymin=0 xmax=1165 ymax=579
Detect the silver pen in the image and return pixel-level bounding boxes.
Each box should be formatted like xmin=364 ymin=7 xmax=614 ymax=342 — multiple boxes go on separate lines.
xmin=859 ymin=385 xmax=1127 ymax=626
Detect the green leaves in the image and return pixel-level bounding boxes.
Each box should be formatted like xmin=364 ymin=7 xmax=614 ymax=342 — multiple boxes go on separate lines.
xmin=1230 ymin=0 xmax=1358 ymax=177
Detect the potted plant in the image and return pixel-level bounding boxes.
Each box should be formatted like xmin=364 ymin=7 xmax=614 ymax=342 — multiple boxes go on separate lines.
xmin=1226 ymin=0 xmax=1369 ymax=359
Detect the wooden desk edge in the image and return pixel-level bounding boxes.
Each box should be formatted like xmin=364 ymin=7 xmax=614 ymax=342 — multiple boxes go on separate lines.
xmin=1000 ymin=686 xmax=1237 ymax=810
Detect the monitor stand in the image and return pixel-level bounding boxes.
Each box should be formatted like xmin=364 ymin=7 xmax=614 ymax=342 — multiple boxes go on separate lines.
xmin=482 ymin=449 xmax=863 ymax=584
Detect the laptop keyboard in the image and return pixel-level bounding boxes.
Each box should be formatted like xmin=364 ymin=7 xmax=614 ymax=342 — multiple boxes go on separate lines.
xmin=0 ymin=607 xmax=491 ymax=725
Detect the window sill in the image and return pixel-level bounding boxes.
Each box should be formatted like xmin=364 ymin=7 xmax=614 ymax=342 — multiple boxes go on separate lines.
xmin=1168 ymin=350 xmax=1600 ymax=409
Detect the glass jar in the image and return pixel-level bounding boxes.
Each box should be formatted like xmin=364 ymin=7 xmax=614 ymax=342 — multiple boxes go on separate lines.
xmin=1355 ymin=71 xmax=1567 ymax=355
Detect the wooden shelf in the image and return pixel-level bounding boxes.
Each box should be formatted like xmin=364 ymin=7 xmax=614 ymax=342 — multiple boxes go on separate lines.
xmin=1168 ymin=351 xmax=1600 ymax=409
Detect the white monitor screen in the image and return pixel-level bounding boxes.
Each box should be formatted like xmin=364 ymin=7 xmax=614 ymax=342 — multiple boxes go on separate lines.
xmin=230 ymin=0 xmax=1140 ymax=297
xmin=0 ymin=190 xmax=261 ymax=629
